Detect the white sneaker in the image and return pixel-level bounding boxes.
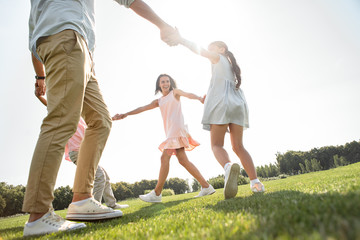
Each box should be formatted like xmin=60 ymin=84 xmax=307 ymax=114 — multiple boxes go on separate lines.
xmin=23 ymin=210 xmax=86 ymax=237
xmin=110 ymin=203 xmax=129 ymax=209
xmin=224 ymin=163 xmax=240 ymax=199
xmin=66 ymin=198 xmax=123 ymax=221
xmin=251 ymin=182 xmax=265 ymax=193
xmin=139 ymin=190 xmax=162 ymax=203
xmin=194 ymin=185 xmax=216 ymax=198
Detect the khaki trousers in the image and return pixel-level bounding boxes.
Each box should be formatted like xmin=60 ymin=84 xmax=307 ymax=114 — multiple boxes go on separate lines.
xmin=69 ymin=151 xmax=117 ymax=207
xmin=22 ymin=30 xmax=112 ymax=213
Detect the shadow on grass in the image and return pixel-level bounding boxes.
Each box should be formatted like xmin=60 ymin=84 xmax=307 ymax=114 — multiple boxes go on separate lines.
xmin=207 ymin=190 xmax=360 ymax=239
xmin=0 ymin=226 xmax=24 ymax=239
xmin=118 ymin=197 xmax=193 ymax=224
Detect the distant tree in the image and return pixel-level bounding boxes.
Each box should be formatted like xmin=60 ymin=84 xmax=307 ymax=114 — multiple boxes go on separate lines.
xmin=343 ymin=141 xmax=360 ymax=164
xmin=132 ymin=179 xmax=157 ymax=196
xmin=192 ymin=179 xmax=201 ymax=192
xmin=240 ymin=168 xmax=248 ymax=177
xmin=112 ymin=182 xmax=134 ymax=200
xmin=311 ymin=158 xmax=322 ymax=171
xmin=299 ymin=163 xmax=306 ymax=173
xmin=305 ymin=159 xmax=312 ymax=173
xmin=53 ymin=186 xmax=73 ymax=210
xmin=165 ymin=178 xmax=189 ymax=194
xmin=0 ymin=182 xmax=26 ymax=217
xmin=340 ymin=156 xmax=349 ymax=166
xmin=333 ymin=155 xmax=341 ymax=168
xmin=0 ymin=195 xmax=5 ymax=216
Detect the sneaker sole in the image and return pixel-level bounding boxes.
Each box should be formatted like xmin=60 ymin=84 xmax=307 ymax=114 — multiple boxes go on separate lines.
xmin=194 ymin=190 xmax=216 ymax=198
xmin=224 ymin=163 xmax=240 ymax=199
xmin=139 ymin=196 xmax=161 ymax=203
xmin=66 ymin=211 xmax=123 ymax=221
xmin=23 ymin=223 xmax=86 ymax=237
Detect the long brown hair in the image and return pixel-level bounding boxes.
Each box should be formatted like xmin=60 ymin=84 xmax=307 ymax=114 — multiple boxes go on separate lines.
xmin=155 ymin=74 xmax=177 ymax=95
xmin=210 ymin=41 xmax=241 ymax=89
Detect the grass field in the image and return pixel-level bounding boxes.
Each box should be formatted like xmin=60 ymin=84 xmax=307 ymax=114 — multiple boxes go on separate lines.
xmin=1 ymin=163 xmax=359 ymax=240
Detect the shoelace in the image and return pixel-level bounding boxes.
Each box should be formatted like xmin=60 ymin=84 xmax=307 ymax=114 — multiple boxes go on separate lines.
xmin=41 ymin=210 xmax=67 ymax=228
xmin=90 ymin=198 xmax=111 ymax=210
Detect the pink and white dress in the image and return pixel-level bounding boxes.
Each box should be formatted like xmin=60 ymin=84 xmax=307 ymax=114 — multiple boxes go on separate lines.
xmin=64 ymin=117 xmax=87 ymax=161
xmin=158 ymin=90 xmax=200 ymax=155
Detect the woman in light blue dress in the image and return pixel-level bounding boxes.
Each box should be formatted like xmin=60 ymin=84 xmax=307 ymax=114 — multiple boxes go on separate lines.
xmin=177 ymin=36 xmax=265 ymax=199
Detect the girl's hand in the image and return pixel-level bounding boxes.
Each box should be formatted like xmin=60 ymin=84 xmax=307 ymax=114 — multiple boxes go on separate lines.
xmin=112 ymin=113 xmax=127 ymax=121
xmin=200 ymin=95 xmax=206 ymax=104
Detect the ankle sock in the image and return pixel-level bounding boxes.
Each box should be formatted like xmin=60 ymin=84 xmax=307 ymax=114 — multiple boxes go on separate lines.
xmin=72 ymin=197 xmax=91 ymax=206
xmin=224 ymin=162 xmax=231 ymax=171
xmin=250 ymin=178 xmax=260 ymax=187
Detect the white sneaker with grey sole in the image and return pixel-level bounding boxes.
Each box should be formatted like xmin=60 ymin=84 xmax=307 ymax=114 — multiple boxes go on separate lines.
xmin=66 ymin=198 xmax=123 ymax=221
xmin=23 ymin=210 xmax=86 ymax=237
xmin=110 ymin=203 xmax=129 ymax=209
xmin=194 ymin=185 xmax=216 ymax=198
xmin=139 ymin=190 xmax=162 ymax=203
xmin=224 ymin=163 xmax=240 ymax=199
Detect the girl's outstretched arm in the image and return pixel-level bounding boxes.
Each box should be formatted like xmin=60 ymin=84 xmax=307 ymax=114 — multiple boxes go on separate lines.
xmin=174 ymin=30 xmax=219 ymax=64
xmin=173 ymin=89 xmax=205 ymax=104
xmin=112 ymin=99 xmax=159 ymax=121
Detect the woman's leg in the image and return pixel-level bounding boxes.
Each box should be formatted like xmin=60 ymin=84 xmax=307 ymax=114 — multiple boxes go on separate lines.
xmin=210 ymin=124 xmax=231 ymax=167
xmin=154 ymin=151 xmax=172 ymax=195
xmin=228 ymin=123 xmax=257 ymax=180
xmin=175 ymin=148 xmax=209 ymax=188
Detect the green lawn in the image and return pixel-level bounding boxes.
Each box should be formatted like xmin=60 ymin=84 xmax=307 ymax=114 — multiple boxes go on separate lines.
xmin=1 ymin=163 xmax=360 ymax=240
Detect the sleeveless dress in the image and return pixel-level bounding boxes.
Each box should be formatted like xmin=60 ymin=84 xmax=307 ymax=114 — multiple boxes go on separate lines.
xmin=202 ymin=55 xmax=249 ymax=131
xmin=158 ymin=90 xmax=200 ymax=155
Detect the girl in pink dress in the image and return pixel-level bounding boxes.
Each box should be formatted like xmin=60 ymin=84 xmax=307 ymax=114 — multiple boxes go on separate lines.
xmin=112 ymin=74 xmax=215 ymax=202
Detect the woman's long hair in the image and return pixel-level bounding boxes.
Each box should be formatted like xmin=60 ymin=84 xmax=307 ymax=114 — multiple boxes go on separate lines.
xmin=155 ymin=74 xmax=177 ymax=95
xmin=210 ymin=41 xmax=241 ymax=89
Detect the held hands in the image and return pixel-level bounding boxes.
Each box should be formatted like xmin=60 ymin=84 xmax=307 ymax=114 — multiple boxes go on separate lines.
xmin=160 ymin=24 xmax=181 ymax=46
xmin=112 ymin=113 xmax=128 ymax=121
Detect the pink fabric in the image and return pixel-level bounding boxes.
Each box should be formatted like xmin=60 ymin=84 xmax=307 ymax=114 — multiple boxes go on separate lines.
xmin=158 ymin=91 xmax=199 ymax=155
xmin=64 ymin=117 xmax=87 ymax=161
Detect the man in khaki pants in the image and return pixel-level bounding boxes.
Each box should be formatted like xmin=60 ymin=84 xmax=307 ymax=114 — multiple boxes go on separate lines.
xmin=23 ymin=0 xmax=177 ymax=237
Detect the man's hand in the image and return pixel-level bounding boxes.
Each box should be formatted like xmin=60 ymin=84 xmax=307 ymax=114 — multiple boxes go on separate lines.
xmin=112 ymin=113 xmax=128 ymax=121
xmin=35 ymin=80 xmax=46 ymax=96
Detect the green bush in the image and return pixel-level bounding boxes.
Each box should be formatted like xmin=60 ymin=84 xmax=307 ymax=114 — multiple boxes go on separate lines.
xmin=238 ymin=175 xmax=248 ymax=185
xmin=208 ymin=175 xmax=224 ymax=189
xmin=161 ymin=189 xmax=175 ymax=196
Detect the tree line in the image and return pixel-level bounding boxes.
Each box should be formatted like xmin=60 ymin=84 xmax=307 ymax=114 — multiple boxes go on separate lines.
xmin=243 ymin=140 xmax=360 ymax=178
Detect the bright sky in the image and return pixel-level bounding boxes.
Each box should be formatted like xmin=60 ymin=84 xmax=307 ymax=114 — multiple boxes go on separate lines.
xmin=0 ymin=0 xmax=359 ymax=189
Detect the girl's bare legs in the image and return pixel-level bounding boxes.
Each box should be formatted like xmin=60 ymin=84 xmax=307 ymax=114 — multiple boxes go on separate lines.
xmin=210 ymin=124 xmax=231 ymax=167
xmin=175 ymin=148 xmax=210 ymax=188
xmin=229 ymin=123 xmax=257 ymax=180
xmin=154 ymin=151 xmax=172 ymax=196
